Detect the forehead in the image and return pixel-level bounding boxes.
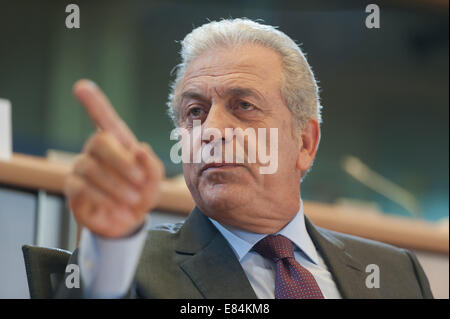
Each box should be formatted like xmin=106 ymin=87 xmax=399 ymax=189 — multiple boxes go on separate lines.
xmin=180 ymin=43 xmax=283 ymax=95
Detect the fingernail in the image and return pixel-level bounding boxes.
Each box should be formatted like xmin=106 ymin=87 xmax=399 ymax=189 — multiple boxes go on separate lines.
xmin=85 ymin=79 xmax=98 ymax=89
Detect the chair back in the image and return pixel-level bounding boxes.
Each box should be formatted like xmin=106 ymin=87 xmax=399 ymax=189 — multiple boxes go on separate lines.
xmin=22 ymin=245 xmax=72 ymax=299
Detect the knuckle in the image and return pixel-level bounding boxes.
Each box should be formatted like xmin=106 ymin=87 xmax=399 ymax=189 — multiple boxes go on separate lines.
xmin=74 ymin=155 xmax=97 ymax=177
xmin=108 ymin=182 xmax=127 ymax=201
xmin=140 ymin=142 xmax=156 ymax=159
xmin=139 ymin=142 xmax=164 ymax=175
xmin=141 ymin=142 xmax=152 ymax=152
xmin=86 ymin=131 xmax=109 ymax=153
xmin=93 ymin=132 xmax=107 ymax=147
xmin=64 ymin=174 xmax=84 ymax=199
xmin=84 ymin=159 xmax=98 ymax=176
xmin=83 ymin=133 xmax=99 ymax=152
xmin=73 ymin=154 xmax=86 ymax=171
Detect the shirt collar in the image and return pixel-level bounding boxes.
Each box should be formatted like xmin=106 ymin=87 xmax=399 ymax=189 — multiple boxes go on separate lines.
xmin=209 ymin=200 xmax=319 ymax=265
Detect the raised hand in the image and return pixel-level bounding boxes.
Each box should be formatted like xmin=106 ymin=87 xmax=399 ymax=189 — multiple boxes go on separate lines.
xmin=64 ymin=79 xmax=164 ymax=238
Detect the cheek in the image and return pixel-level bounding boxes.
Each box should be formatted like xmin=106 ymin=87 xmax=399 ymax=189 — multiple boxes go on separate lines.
xmin=258 ymin=116 xmax=296 ymax=153
xmin=275 ymin=124 xmax=300 ymax=170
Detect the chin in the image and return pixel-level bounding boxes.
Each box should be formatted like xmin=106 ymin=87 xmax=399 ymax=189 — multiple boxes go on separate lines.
xmin=198 ymin=182 xmax=249 ymax=215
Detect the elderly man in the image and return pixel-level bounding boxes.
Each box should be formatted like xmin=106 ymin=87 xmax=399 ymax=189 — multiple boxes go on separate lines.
xmin=58 ymin=19 xmax=432 ymax=299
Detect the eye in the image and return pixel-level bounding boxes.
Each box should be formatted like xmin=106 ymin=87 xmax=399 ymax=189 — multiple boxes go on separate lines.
xmin=238 ymin=101 xmax=255 ymax=111
xmin=187 ymin=106 xmax=204 ymax=118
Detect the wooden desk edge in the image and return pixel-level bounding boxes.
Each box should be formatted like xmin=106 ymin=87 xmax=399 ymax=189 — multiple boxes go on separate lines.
xmin=1 ymin=153 xmax=448 ymax=254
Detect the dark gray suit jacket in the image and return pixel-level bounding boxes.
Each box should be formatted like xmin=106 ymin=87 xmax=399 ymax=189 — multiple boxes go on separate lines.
xmin=56 ymin=207 xmax=433 ymax=299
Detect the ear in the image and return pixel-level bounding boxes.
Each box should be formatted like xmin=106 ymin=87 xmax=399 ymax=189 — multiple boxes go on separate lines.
xmin=296 ymin=119 xmax=321 ymax=172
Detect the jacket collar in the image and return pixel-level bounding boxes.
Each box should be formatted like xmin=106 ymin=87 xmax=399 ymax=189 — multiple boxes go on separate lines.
xmin=175 ymin=207 xmax=258 ymax=298
xmin=304 ymin=217 xmax=382 ymax=299
xmin=175 ymin=206 xmax=381 ymax=299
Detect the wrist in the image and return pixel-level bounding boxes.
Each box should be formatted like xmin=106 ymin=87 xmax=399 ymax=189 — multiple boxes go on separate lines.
xmin=122 ymin=220 xmax=147 ymax=238
xmin=91 ymin=218 xmax=148 ymax=240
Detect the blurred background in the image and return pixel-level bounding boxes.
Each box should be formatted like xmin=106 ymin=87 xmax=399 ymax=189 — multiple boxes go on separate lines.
xmin=1 ymin=0 xmax=448 ymax=220
xmin=0 ymin=0 xmax=448 ymax=298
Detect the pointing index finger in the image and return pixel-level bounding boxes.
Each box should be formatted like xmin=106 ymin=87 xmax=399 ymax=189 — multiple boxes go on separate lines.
xmin=73 ymin=79 xmax=137 ymax=149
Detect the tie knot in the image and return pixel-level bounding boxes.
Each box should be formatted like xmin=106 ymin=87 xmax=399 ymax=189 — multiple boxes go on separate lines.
xmin=253 ymin=235 xmax=295 ymax=262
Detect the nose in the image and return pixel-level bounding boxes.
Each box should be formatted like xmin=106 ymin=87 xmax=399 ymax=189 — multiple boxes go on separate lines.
xmin=201 ymin=103 xmax=233 ymax=144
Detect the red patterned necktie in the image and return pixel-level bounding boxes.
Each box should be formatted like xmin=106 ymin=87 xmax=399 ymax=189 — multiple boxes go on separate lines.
xmin=253 ymin=234 xmax=324 ymax=299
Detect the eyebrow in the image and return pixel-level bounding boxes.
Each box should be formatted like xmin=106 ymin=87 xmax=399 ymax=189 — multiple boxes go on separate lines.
xmin=180 ymin=90 xmax=207 ymax=103
xmin=180 ymin=86 xmax=264 ymax=104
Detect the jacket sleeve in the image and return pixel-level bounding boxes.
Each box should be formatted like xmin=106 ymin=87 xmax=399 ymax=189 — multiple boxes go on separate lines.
xmin=54 ymin=247 xmax=141 ymax=299
xmin=53 ymin=221 xmax=149 ymax=299
xmin=53 ymin=248 xmax=85 ymax=299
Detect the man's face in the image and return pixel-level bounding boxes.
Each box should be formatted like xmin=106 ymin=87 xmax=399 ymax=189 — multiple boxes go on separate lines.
xmin=177 ymin=44 xmax=307 ymax=233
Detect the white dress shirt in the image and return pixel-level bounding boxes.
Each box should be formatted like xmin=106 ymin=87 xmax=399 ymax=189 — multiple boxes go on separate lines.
xmin=78 ymin=201 xmax=342 ymax=298
xmin=209 ymin=201 xmax=342 ymax=299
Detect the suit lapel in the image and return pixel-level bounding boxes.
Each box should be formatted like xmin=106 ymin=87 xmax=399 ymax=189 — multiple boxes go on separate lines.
xmin=175 ymin=207 xmax=257 ymax=299
xmin=173 ymin=207 xmax=381 ymax=299
xmin=305 ymin=216 xmax=382 ymax=299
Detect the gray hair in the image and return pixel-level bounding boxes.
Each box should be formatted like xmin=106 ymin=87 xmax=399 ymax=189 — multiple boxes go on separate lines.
xmin=167 ymin=18 xmax=322 ymax=132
